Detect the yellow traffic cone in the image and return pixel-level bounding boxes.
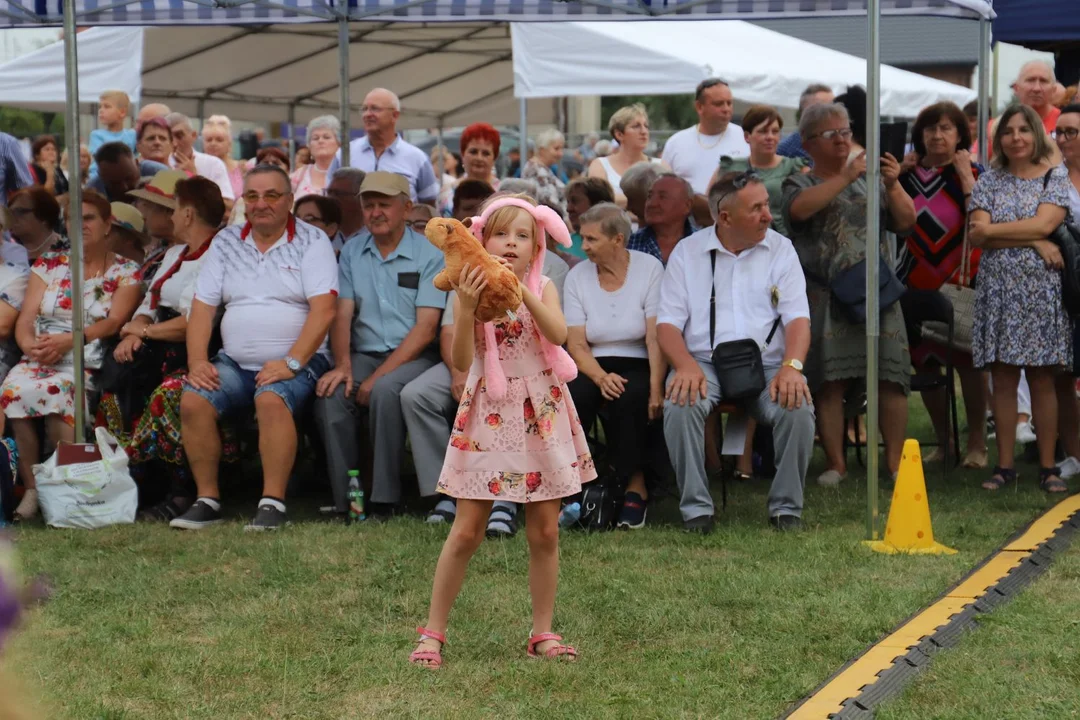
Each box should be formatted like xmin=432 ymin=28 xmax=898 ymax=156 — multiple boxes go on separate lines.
xmin=865 ymin=439 xmax=957 ymax=555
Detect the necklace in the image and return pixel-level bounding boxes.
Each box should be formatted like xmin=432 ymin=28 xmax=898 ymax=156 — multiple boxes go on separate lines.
xmin=696 ymin=125 xmax=725 ymax=150
xmin=24 ymin=232 xmax=55 ymax=257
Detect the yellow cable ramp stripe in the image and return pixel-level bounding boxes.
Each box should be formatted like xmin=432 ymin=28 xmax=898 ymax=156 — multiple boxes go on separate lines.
xmin=787 ymin=494 xmax=1080 ymax=719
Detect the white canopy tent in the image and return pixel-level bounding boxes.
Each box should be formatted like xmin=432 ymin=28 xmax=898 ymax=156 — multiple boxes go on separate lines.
xmin=0 ymin=26 xmax=142 ymax=111
xmin=0 ymin=0 xmax=995 ymax=540
xmin=512 ymin=20 xmax=976 ymax=117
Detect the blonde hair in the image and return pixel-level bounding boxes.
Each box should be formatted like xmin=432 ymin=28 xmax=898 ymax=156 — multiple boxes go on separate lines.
xmin=608 ymin=103 xmax=648 ymax=140
xmin=203 ymin=114 xmax=232 ymax=135
xmin=480 ymin=193 xmax=539 ymax=260
xmin=99 ymin=90 xmax=130 ymax=111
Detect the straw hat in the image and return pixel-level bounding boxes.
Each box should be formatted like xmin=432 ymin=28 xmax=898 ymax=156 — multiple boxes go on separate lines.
xmin=127 ymin=169 xmax=185 ymax=210
xmin=110 ymin=202 xmax=146 ymax=235
xmin=0 ymin=206 xmax=11 ymax=233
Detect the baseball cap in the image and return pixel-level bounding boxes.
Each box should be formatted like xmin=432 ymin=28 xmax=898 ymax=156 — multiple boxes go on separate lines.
xmin=359 ymin=171 xmax=410 ymax=199
xmin=127 ymin=169 xmax=186 ymax=210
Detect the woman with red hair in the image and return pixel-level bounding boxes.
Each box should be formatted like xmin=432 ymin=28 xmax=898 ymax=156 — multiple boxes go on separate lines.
xmin=460 ymin=123 xmax=500 ymax=187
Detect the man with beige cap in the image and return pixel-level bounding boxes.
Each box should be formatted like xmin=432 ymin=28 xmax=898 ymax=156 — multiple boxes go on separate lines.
xmin=314 ymin=171 xmax=446 ymax=518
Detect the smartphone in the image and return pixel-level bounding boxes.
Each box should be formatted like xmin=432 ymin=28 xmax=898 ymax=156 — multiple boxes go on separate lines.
xmin=880 ymin=122 xmax=909 ymax=160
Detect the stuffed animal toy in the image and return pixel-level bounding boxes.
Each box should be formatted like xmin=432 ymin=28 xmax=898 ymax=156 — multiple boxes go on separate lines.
xmin=425 ymin=217 xmax=522 ymax=324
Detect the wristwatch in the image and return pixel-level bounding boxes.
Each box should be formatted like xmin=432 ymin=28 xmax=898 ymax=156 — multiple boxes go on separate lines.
xmin=284 ymin=355 xmax=303 ymax=373
xmin=782 ymin=358 xmax=804 ymax=373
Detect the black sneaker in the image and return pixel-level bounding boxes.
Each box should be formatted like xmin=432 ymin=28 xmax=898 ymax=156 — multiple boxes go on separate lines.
xmin=683 ymin=515 xmax=715 ymax=535
xmin=169 ymin=499 xmax=223 ymax=530
xmin=244 ymin=504 xmax=288 ymax=532
xmin=616 ymin=492 xmax=647 ymax=530
xmin=769 ymin=514 xmax=804 ymax=532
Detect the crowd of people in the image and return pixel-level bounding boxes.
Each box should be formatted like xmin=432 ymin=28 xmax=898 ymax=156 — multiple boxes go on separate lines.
xmin=0 ymin=60 xmax=1079 ymax=546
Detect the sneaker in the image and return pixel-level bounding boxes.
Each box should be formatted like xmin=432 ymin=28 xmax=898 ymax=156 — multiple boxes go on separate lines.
xmin=1059 ymin=456 xmax=1080 ymax=480
xmin=426 ymin=498 xmax=457 ymax=524
xmin=1016 ymin=420 xmax=1037 ymax=445
xmin=769 ymin=514 xmax=804 ymax=532
xmin=244 ymin=504 xmax=288 ymax=532
xmin=683 ymin=515 xmax=715 ymax=535
xmin=169 ymin=499 xmax=223 ymax=530
xmin=616 ymin=492 xmax=647 ymax=530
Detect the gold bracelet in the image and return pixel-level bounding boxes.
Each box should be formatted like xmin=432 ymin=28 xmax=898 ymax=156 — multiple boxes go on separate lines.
xmin=142 ymin=325 xmax=149 ymax=340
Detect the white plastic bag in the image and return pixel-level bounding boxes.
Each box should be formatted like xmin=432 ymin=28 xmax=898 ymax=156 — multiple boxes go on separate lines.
xmin=34 ymin=428 xmax=137 ymax=529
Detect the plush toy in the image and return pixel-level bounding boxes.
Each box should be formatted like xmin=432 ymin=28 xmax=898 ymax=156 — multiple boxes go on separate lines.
xmin=425 ymin=217 xmax=523 ymax=324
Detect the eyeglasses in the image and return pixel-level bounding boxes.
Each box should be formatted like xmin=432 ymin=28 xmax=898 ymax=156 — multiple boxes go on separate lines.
xmin=808 ymin=128 xmax=854 ymax=142
xmin=1054 ymin=127 xmax=1080 ymax=141
xmin=300 ymin=214 xmax=325 ymax=225
xmin=409 ymin=219 xmax=431 ymax=232
xmin=242 ymin=190 xmax=287 ymax=205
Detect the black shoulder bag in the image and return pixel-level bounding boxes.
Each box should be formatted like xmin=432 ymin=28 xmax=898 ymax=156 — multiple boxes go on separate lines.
xmin=709 ymin=250 xmax=780 ymax=402
xmin=1042 ymin=169 xmax=1080 ymax=318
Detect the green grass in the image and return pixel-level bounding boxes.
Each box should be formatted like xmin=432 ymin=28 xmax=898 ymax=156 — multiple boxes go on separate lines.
xmin=2 ymin=401 xmax=1077 ymax=719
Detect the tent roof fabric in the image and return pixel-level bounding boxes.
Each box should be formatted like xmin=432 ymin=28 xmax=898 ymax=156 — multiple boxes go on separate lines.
xmin=512 ymin=21 xmax=976 ymax=116
xmin=0 ymin=0 xmax=993 ymax=27
xmin=991 ymin=0 xmax=1080 ymax=46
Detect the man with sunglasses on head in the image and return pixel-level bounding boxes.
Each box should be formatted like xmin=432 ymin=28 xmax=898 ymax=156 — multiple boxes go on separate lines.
xmin=657 ymin=171 xmax=815 ymax=535
xmin=172 ymin=164 xmax=338 ymax=532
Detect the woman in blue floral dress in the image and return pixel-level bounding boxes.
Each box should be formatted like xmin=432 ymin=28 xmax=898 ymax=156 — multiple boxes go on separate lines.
xmin=969 ymin=104 xmax=1073 ymax=493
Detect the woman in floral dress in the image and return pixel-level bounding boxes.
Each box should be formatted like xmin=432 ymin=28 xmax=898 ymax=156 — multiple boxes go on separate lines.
xmin=1 ymin=192 xmax=142 ymax=521
xmin=969 ymin=104 xmax=1074 ymax=493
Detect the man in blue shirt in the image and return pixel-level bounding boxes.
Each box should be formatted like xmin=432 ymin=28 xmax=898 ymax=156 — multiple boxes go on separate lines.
xmin=347 ymin=88 xmax=440 ymax=204
xmin=314 ymin=171 xmax=446 ymax=516
xmin=627 ymin=174 xmax=696 ymax=266
xmin=0 ymin=132 xmax=33 ymax=207
xmin=777 ymin=84 xmax=834 ymax=166
xmin=87 ymin=142 xmax=169 ymax=202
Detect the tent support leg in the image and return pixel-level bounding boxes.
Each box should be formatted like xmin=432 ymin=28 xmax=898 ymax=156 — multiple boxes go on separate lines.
xmin=519 ymin=97 xmax=527 ymax=175
xmin=436 ymin=122 xmax=445 ymax=181
xmin=62 ymin=0 xmax=85 ymax=442
xmin=288 ymin=104 xmax=297 ymax=166
xmin=978 ymin=17 xmax=991 ymax=167
xmin=197 ymin=98 xmax=205 ymax=127
xmin=338 ymin=17 xmax=351 ymax=167
xmin=864 ymin=0 xmax=882 ymax=542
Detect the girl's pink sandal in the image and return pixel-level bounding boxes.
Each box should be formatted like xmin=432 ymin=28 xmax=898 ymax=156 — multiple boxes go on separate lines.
xmin=527 ymin=632 xmax=578 ymax=661
xmin=409 ymin=627 xmax=446 ymax=669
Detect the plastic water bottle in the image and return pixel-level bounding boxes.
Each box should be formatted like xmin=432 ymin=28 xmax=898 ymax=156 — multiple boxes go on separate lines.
xmin=347 ymin=470 xmax=365 ymax=523
xmin=558 ymin=502 xmax=581 ymax=528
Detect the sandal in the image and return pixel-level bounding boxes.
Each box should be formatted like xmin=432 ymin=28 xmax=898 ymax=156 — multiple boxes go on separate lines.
xmin=13 ymin=488 xmax=39 ymax=522
xmin=527 ymin=632 xmax=578 ymax=661
xmin=486 ymin=502 xmax=518 ymax=539
xmin=409 ymin=627 xmax=446 ymax=669
xmin=961 ymin=448 xmax=989 ymax=469
xmin=982 ymin=466 xmax=1015 ymax=491
xmin=1039 ymin=467 xmax=1069 ymax=494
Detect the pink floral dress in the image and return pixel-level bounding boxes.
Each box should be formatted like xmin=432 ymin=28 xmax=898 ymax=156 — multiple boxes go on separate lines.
xmin=0 ymin=252 xmax=141 ymax=426
xmin=438 ymin=278 xmax=596 ymax=502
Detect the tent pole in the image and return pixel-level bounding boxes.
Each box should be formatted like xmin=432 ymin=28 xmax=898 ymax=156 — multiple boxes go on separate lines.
xmin=519 ymin=97 xmax=527 ymax=176
xmin=338 ymin=17 xmax=351 ymax=167
xmin=978 ymin=17 xmax=991 ymax=167
xmin=90 ymin=103 xmax=98 ymax=131
xmin=62 ymin=0 xmax=85 ymax=443
xmin=197 ymin=98 xmax=205 ymax=127
xmin=436 ymin=122 xmax=445 ymax=180
xmin=288 ymin=104 xmax=297 ymax=167
xmin=864 ymin=0 xmax=882 ymax=542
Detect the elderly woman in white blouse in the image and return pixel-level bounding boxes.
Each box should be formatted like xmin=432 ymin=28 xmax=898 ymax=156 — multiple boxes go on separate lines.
xmin=565 ymin=203 xmax=665 ymax=529
xmin=291 ymin=115 xmax=341 ymax=197
xmin=523 ymin=129 xmax=568 ymax=215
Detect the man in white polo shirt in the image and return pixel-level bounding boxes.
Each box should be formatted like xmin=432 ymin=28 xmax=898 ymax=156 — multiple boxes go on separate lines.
xmin=658 ymin=171 xmax=815 ymax=534
xmin=662 ymin=79 xmax=750 ymax=195
xmin=172 ymin=164 xmax=338 ymax=532
xmin=348 ymin=88 xmax=439 ymax=204
xmin=166 ymin=112 xmax=236 ymax=207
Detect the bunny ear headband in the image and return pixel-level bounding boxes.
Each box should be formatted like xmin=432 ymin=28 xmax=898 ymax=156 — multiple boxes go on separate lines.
xmin=468 ymin=197 xmax=572 ymax=252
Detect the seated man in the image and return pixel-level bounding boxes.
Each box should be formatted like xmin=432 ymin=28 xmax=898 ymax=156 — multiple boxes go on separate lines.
xmin=171 ymin=164 xmax=338 ymax=531
xmin=88 ymin=142 xmax=169 ymax=203
xmin=315 ymin=172 xmax=446 ymax=517
xmin=325 ymin=167 xmax=366 ymax=252
xmin=628 ymin=173 xmax=695 ymax=266
xmin=658 ymin=172 xmax=815 ymax=534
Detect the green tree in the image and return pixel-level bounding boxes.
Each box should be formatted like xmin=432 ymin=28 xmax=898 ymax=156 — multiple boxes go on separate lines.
xmin=600 ymin=94 xmax=697 ymax=133
xmin=0 ymin=108 xmax=46 ymax=138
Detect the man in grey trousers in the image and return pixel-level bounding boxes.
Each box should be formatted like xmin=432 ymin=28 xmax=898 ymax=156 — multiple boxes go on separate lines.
xmin=657 ymin=171 xmax=815 ymax=534
xmin=314 ymin=172 xmax=445 ymax=516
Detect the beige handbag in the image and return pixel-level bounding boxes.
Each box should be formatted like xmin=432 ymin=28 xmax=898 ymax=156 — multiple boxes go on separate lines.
xmin=921 ymin=227 xmax=976 ymax=354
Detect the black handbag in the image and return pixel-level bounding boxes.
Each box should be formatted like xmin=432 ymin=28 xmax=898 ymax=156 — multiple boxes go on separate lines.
xmin=708 ymin=250 xmax=781 ymax=402
xmin=1043 ymin=170 xmax=1080 ymax=318
xmin=826 ymin=255 xmax=906 ymax=324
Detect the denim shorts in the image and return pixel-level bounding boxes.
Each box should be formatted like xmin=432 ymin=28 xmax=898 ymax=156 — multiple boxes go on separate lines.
xmin=183 ymin=352 xmax=331 ymax=417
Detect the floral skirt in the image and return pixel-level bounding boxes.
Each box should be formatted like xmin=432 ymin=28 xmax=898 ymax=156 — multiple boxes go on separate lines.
xmin=0 ymin=360 xmax=79 ymax=426
xmin=96 ymin=370 xmax=240 ymax=467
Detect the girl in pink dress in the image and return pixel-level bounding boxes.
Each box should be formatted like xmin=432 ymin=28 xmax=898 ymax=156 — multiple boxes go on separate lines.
xmin=410 ymin=196 xmax=596 ymax=669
